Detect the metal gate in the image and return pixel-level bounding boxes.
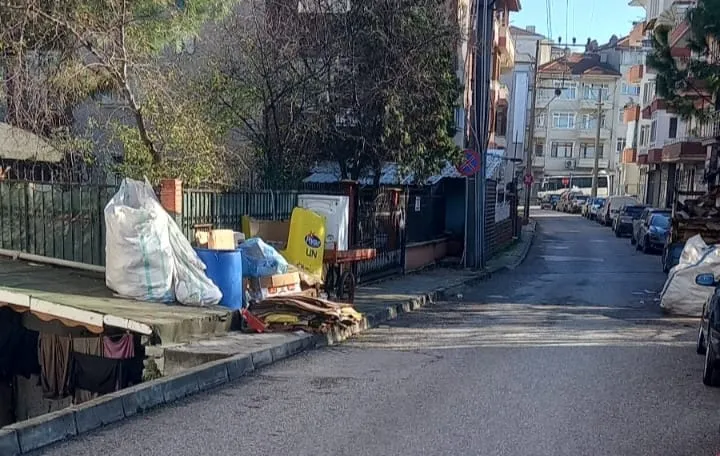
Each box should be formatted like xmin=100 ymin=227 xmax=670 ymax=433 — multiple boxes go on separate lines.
xmin=353 ymin=187 xmax=406 ymax=282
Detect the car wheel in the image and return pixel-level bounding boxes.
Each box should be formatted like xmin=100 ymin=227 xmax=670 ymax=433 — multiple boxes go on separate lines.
xmin=698 ymin=322 xmax=707 ymax=355
xmin=703 ymin=335 xmax=717 ymax=386
xmin=642 ymin=236 xmax=651 ymax=254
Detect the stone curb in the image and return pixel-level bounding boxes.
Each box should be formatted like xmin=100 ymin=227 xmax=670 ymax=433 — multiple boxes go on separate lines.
xmin=10 ymin=220 xmax=537 ymax=455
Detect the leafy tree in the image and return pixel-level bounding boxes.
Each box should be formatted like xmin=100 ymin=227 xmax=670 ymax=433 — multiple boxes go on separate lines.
xmin=646 ymin=0 xmax=720 ymax=122
xmin=0 ymin=0 xmax=237 ymax=184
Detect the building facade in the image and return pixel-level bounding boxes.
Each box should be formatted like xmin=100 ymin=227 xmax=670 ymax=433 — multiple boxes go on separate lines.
xmin=530 ymin=52 xmax=622 ymax=194
xmin=627 ymin=0 xmax=707 ymax=208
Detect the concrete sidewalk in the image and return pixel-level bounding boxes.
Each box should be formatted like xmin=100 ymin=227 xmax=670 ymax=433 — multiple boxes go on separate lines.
xmin=0 ymin=222 xmax=536 ymax=455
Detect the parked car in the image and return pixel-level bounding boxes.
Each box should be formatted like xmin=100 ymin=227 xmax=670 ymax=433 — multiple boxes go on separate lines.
xmin=694 ymin=273 xmax=720 ymax=386
xmin=636 ymin=213 xmax=671 ymax=253
xmin=613 ymin=204 xmax=646 ymax=237
xmin=558 ymin=191 xmax=584 ymax=212
xmin=569 ymin=194 xmax=588 ymax=214
xmin=588 ymin=197 xmax=606 ymax=220
xmin=631 ymin=208 xmax=671 ymax=246
xmin=599 ymin=196 xmax=640 ymax=226
xmin=662 ymin=240 xmax=685 ymax=273
xmin=549 ymin=194 xmax=561 ymax=210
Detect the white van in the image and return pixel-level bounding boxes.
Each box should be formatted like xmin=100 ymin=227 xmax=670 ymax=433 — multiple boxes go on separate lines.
xmin=599 ymin=196 xmax=640 ymax=226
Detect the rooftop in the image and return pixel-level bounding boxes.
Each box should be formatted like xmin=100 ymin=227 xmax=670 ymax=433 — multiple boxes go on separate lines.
xmin=538 ymin=53 xmax=622 ymax=77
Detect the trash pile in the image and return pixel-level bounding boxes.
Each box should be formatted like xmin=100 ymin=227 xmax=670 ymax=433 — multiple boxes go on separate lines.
xmin=103 ymin=180 xmax=363 ymax=332
xmin=246 ymin=295 xmax=362 ymax=333
xmin=660 ymin=234 xmax=720 ymax=316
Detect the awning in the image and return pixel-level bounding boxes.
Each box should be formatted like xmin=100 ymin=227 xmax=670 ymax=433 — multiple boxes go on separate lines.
xmin=0 ymin=122 xmax=63 ymax=163
xmin=0 ymin=288 xmax=153 ymax=335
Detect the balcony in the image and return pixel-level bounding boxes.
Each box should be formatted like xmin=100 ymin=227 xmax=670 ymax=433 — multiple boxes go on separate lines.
xmin=700 ymin=117 xmax=720 ymax=143
xmin=642 ymin=98 xmax=670 ymax=119
xmin=647 ymin=148 xmax=663 ymax=163
xmin=577 ymin=158 xmax=610 ymax=169
xmin=622 ymin=148 xmax=637 ymax=164
xmin=637 ymin=152 xmax=649 ymax=165
xmin=627 ymin=65 xmax=644 ymax=84
xmin=497 ymin=83 xmax=509 ymax=106
xmin=532 ymin=156 xmax=545 ymax=168
xmin=662 ymin=137 xmax=705 ymax=162
xmin=624 ymin=105 xmax=640 ymax=123
xmin=498 ymin=24 xmax=515 ymax=71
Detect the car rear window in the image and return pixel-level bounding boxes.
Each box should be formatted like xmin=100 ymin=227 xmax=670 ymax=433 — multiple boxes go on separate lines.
xmin=651 ymin=215 xmax=670 ymax=228
xmin=623 ymin=206 xmax=644 ymax=216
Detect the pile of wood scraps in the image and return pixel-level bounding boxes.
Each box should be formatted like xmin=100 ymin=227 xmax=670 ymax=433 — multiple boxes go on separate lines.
xmin=244 ymin=295 xmax=363 ymax=334
xmin=674 ymin=188 xmax=720 ymax=243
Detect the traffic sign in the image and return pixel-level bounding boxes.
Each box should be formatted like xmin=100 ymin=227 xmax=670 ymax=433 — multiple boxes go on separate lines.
xmin=456 ymin=149 xmax=482 ymax=177
xmin=524 ymin=174 xmax=534 ymax=186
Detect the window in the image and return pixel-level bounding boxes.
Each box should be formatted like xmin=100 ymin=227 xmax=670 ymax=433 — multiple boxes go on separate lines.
xmin=639 ymin=125 xmax=649 ymax=146
xmin=583 ymin=83 xmax=610 ymax=100
xmin=551 ymin=142 xmax=574 ymax=158
xmin=619 ymin=109 xmax=625 ymax=123
xmin=616 ymin=138 xmax=626 ymax=153
xmin=553 ymin=80 xmax=577 ymax=99
xmin=534 ymin=142 xmax=544 ymax=157
xmin=650 ymin=120 xmax=657 ymax=143
xmin=536 ymin=115 xmax=546 ymax=128
xmin=580 ymin=143 xmax=604 ymax=158
xmin=621 ymin=82 xmax=641 ymax=96
xmin=669 ymin=117 xmax=678 ymax=138
xmin=495 ymin=110 xmax=507 ymax=136
xmin=455 ymin=108 xmax=465 ymax=133
xmin=552 ymin=112 xmax=576 ymax=129
xmin=581 ymin=113 xmax=606 ymax=130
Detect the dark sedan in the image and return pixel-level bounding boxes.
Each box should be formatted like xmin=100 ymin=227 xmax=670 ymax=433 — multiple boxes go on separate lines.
xmin=613 ymin=204 xmax=646 ymax=237
xmin=636 ymin=213 xmax=670 ymax=253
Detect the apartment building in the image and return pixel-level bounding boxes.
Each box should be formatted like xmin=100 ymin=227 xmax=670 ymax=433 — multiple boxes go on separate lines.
xmin=596 ymin=23 xmax=647 ymax=196
xmin=628 ymin=0 xmax=707 ymax=208
xmin=530 ymin=52 xmax=621 ymax=193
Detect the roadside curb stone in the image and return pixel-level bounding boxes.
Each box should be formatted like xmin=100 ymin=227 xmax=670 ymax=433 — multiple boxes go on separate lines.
xmin=0 ymin=428 xmax=20 ymax=456
xmin=8 ymin=408 xmax=77 ymax=454
xmin=73 ymin=394 xmax=125 ymax=434
xmin=12 ymin=218 xmax=537 ymax=454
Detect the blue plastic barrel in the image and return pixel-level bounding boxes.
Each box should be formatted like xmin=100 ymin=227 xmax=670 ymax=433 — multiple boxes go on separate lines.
xmin=194 ymin=248 xmax=244 ymax=310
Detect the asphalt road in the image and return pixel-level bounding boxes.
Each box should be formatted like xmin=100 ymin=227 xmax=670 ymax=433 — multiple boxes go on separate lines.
xmin=37 ymin=211 xmax=720 ymax=456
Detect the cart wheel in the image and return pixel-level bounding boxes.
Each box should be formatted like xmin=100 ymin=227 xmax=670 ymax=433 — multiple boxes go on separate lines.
xmin=336 ymin=270 xmax=356 ymax=303
xmin=324 ymin=265 xmax=337 ymax=298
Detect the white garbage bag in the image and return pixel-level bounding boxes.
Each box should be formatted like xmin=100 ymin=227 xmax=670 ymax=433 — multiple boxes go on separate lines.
xmin=105 ymin=178 xmax=222 ymax=306
xmin=660 ymin=234 xmax=720 ymax=316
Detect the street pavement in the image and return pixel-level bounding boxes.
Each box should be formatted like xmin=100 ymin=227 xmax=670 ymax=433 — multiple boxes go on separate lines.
xmin=35 ymin=210 xmax=720 ymax=456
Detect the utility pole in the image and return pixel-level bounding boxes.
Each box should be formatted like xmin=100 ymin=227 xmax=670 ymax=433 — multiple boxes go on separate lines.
xmin=523 ymin=38 xmax=541 ymax=223
xmin=591 ymin=85 xmax=604 ymax=198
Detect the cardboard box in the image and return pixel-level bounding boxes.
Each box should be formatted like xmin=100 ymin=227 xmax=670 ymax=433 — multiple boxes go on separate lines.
xmin=208 ymin=229 xmax=236 ymax=250
xmin=244 ymin=272 xmax=301 ymax=301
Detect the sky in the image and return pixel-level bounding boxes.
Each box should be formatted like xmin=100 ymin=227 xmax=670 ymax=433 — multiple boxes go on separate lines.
xmin=511 ymin=0 xmax=646 ymax=46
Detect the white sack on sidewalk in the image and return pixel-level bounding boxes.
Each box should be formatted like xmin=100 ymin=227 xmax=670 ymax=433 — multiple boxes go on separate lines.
xmin=105 ymin=178 xmax=221 ymax=306
xmin=660 ymin=235 xmax=719 ymax=316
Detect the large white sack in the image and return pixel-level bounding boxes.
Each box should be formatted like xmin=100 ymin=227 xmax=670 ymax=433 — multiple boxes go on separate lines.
xmin=167 ymin=213 xmax=222 ymax=306
xmin=660 ymin=235 xmax=720 ymax=316
xmin=105 ymin=178 xmax=222 ymax=306
xmin=105 ymin=179 xmax=175 ymax=302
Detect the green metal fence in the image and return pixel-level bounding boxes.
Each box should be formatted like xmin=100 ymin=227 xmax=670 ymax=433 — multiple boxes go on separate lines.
xmin=0 ymin=180 xmax=118 ymax=266
xmin=0 ymin=180 xmax=343 ymax=266
xmin=180 ymin=184 xmax=341 ymax=240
